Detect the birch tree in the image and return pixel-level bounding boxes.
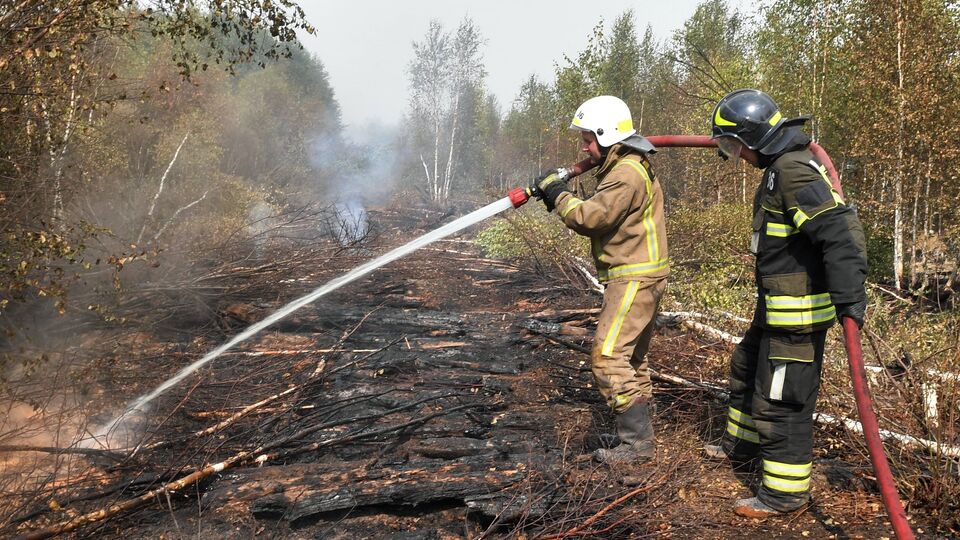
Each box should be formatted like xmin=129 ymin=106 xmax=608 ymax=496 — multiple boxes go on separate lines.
xmin=408 ymin=18 xmax=486 ymax=203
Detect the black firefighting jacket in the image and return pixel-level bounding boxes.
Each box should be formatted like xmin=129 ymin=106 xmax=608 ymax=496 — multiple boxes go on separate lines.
xmin=751 ymin=146 xmax=868 ymax=333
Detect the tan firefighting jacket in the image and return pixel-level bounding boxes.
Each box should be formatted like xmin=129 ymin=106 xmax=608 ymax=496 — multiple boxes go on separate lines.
xmin=553 ymin=144 xmax=669 ymax=284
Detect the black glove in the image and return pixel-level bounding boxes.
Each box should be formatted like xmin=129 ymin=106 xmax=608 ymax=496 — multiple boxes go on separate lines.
xmin=836 ymin=299 xmax=867 ymax=328
xmin=530 ymin=169 xmax=567 ymax=212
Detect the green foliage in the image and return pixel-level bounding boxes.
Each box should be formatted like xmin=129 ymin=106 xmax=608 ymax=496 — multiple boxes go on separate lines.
xmin=863 ymin=220 xmax=895 ymax=282
xmin=664 ymin=202 xmax=755 ymax=315
xmin=0 ymin=223 xmax=100 ymax=315
xmin=475 ymin=206 xmax=589 ymax=263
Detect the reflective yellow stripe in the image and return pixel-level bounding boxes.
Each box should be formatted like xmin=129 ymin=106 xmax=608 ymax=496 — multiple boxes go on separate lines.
xmin=768 ymin=111 xmax=782 ymax=126
xmin=559 ymin=197 xmax=584 ymax=218
xmin=769 ymin=355 xmax=814 ymax=363
xmin=601 ymin=281 xmax=640 ymax=357
xmin=644 ymin=205 xmax=658 ymax=261
xmin=809 ymin=160 xmax=846 ymax=205
xmin=728 ymin=406 xmax=756 ymax=428
xmin=617 ymin=159 xmax=660 ymax=263
xmin=603 ymin=158 xmax=664 ymax=277
xmin=597 ymin=259 xmax=669 ymax=281
xmin=615 ymin=158 xmax=649 ymax=179
xmin=790 ymin=161 xmax=845 ymax=228
xmin=763 ymin=474 xmax=810 ymax=493
xmin=766 ymin=222 xmax=798 ymax=237
xmin=765 ymin=293 xmax=832 ymax=310
xmin=763 ymin=460 xmax=812 ymax=477
xmin=767 ymin=305 xmax=836 ymax=326
xmin=613 ymin=394 xmax=632 ymax=409
xmin=761 ymin=204 xmax=784 ymax=215
xmin=726 ymin=420 xmax=760 ymax=444
xmin=617 ymin=118 xmax=633 ymax=133
xmin=714 ymin=107 xmax=737 ymax=127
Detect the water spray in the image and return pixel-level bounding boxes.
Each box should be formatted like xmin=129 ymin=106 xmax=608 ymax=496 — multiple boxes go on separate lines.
xmin=98 ymin=157 xmax=597 ymax=445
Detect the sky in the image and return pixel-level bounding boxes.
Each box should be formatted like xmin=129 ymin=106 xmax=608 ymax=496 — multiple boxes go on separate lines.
xmin=296 ymin=0 xmax=755 ymax=138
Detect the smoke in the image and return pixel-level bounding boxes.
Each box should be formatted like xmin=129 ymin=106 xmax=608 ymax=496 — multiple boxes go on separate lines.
xmin=331 ymin=200 xmax=369 ymax=245
xmin=310 ymin=121 xmax=403 ymax=200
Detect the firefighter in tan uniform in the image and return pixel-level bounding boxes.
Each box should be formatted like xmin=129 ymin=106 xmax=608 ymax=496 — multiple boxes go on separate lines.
xmin=531 ymin=96 xmax=668 ymax=464
xmin=706 ymin=89 xmax=868 ymax=518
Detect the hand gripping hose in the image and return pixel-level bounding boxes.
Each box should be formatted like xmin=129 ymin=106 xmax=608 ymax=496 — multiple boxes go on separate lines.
xmin=512 ymin=135 xmax=913 ymax=538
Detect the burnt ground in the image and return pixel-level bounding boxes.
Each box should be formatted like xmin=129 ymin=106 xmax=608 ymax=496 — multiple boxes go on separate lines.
xmin=4 ymin=206 xmax=935 ymax=539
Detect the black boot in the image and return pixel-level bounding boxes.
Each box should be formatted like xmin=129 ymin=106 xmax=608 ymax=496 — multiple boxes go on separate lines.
xmin=593 ymin=398 xmax=655 ymax=465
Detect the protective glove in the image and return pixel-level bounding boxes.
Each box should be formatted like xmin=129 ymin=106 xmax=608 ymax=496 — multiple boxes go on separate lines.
xmin=836 ymin=298 xmax=867 ymax=329
xmin=530 ymin=169 xmax=568 ymax=212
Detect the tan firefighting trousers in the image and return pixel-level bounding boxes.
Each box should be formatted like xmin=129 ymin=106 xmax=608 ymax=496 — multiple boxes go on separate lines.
xmin=591 ymin=278 xmax=667 ymax=412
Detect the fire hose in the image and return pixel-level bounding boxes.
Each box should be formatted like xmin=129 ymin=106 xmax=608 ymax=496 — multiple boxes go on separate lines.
xmin=510 ymin=135 xmax=914 ymax=539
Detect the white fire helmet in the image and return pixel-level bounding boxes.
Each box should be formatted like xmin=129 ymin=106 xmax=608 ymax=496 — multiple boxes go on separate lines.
xmin=569 ymin=95 xmax=636 ymax=148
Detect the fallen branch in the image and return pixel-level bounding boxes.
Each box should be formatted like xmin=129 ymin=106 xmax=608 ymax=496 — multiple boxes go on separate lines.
xmin=13 ymin=397 xmax=485 ymax=540
xmin=573 ymin=263 xmax=603 ymax=294
xmin=536 ymin=466 xmax=674 ymax=540
xmin=660 ymin=310 xmax=750 ymax=324
xmin=0 ymin=446 xmax=126 ymax=461
xmin=522 ymin=322 xmax=725 ymax=393
xmin=814 ymin=411 xmax=960 ymax=459
xmin=526 ymin=321 xmax=960 ymax=460
xmin=530 ymin=307 xmax=601 ymax=320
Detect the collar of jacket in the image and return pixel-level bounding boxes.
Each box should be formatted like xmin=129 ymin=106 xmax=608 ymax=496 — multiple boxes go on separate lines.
xmin=759 ymin=128 xmax=812 ymax=169
xmin=595 ymin=143 xmax=643 ymax=178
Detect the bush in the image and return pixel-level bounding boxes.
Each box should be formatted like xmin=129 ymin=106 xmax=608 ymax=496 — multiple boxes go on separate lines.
xmin=864 ymin=221 xmax=895 ymax=283
xmin=475 ymin=205 xmax=589 ymax=265
xmin=664 ymin=202 xmax=755 ymax=316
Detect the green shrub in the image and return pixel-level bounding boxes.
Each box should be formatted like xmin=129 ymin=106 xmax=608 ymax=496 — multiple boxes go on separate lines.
xmin=475 ymin=205 xmax=589 ymax=263
xmin=863 ymin=221 xmax=895 ymax=283
xmin=664 ymin=202 xmax=755 ymax=316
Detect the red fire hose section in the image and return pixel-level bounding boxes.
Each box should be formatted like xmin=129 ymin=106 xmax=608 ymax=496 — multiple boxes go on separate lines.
xmin=645 ymin=135 xmax=845 ymax=198
xmin=842 ymin=318 xmax=915 ymax=539
xmin=528 ymin=134 xmax=913 ymax=538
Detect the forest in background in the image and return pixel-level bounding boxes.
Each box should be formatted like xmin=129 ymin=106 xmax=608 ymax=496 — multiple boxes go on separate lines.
xmin=3 ymin=0 xmax=958 ymax=327
xmin=2 ymin=0 xmax=960 ymax=531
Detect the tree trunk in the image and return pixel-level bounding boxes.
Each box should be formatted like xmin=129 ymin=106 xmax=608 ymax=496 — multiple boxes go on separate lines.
xmin=433 ymin=111 xmax=441 ymax=202
xmin=442 ymin=91 xmax=460 ymax=202
xmin=892 ymin=0 xmax=906 ymax=290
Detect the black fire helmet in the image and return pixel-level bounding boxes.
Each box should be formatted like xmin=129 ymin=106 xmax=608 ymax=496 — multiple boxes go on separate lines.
xmin=712 ymin=89 xmax=809 ymax=156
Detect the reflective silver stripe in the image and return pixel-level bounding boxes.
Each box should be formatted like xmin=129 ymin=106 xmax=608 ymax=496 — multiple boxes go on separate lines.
xmin=769 ymin=363 xmax=787 ymax=400
xmin=766 ymin=222 xmax=798 ymax=237
xmin=765 ymin=293 xmax=832 ymax=310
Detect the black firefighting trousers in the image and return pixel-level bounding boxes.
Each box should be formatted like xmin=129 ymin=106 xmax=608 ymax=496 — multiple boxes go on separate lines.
xmin=719 ymin=324 xmax=827 ymax=512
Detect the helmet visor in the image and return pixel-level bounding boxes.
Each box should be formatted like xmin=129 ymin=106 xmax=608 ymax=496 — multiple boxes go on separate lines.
xmin=716 ymin=137 xmax=745 ymax=160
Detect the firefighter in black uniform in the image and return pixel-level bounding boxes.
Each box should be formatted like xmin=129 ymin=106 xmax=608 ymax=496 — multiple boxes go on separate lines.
xmin=705 ymin=89 xmax=868 ymax=518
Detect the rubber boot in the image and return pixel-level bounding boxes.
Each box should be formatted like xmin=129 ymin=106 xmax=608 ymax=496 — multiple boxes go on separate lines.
xmin=593 ymin=398 xmax=654 ymax=465
xmin=733 ymin=497 xmax=783 ymax=518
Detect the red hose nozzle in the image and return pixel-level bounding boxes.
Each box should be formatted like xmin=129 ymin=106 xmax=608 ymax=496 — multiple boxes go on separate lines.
xmin=508 ymin=187 xmax=531 ymax=208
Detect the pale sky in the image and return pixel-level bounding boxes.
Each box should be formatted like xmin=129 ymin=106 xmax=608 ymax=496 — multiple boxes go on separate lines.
xmin=296 ymin=1 xmax=756 ymax=138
